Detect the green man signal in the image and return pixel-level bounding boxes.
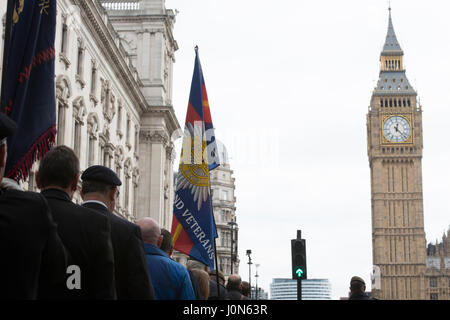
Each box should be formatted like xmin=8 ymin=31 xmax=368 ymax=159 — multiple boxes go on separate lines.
xmin=291 ymin=237 xmax=307 ymax=280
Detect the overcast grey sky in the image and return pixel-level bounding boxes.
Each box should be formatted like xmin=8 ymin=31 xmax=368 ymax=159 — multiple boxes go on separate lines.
xmin=166 ymin=0 xmax=450 ymax=299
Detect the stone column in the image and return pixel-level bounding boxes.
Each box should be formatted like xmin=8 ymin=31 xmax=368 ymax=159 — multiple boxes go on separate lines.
xmin=163 ymin=142 xmax=175 ymax=229
xmin=137 ymin=129 xmax=168 ymax=223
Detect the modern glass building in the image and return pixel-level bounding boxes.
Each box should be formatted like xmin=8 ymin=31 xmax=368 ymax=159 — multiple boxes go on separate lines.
xmin=270 ymin=278 xmax=332 ymax=300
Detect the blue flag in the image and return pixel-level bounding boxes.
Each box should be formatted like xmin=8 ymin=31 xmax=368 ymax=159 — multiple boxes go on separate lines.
xmin=171 ymin=47 xmax=218 ymax=270
xmin=1 ymin=0 xmax=57 ymax=181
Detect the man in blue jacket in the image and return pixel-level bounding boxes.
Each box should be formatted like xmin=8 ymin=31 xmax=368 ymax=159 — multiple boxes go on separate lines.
xmin=136 ymin=217 xmax=195 ymax=300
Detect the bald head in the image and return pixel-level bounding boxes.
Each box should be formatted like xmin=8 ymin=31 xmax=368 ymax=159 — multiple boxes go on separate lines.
xmin=136 ymin=217 xmax=161 ymax=246
xmin=226 ymin=274 xmax=242 ymax=291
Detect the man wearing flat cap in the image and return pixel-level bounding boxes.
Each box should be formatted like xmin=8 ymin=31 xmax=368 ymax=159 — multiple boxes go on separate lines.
xmin=349 ymin=276 xmax=372 ymax=300
xmin=80 ymin=165 xmax=155 ymax=300
xmin=0 ymin=113 xmax=67 ymax=299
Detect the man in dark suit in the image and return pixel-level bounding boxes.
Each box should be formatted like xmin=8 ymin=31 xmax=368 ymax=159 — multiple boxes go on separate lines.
xmin=80 ymin=165 xmax=154 ymax=300
xmin=0 ymin=113 xmax=67 ymax=299
xmin=36 ymin=146 xmax=116 ymax=299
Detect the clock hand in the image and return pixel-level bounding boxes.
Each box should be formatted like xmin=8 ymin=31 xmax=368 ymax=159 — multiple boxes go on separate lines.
xmin=394 ymin=124 xmax=399 ymax=132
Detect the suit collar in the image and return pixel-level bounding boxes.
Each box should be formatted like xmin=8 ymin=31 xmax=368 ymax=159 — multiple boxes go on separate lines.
xmin=82 ymin=201 xmax=111 ymax=215
xmin=41 ymin=188 xmax=71 ymax=202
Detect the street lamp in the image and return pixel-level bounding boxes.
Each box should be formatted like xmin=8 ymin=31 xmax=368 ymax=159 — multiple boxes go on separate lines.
xmin=228 ymin=215 xmax=237 ymax=275
xmin=255 ymin=263 xmax=260 ymax=300
xmin=246 ymin=249 xmax=252 ymax=298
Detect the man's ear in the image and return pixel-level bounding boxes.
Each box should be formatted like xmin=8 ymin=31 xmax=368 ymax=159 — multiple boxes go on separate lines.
xmin=108 ymin=187 xmax=116 ymax=202
xmin=70 ymin=173 xmax=80 ymax=192
xmin=0 ymin=143 xmax=7 ymax=168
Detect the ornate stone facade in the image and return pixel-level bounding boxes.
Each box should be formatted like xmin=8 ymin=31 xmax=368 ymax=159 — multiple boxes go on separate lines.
xmin=210 ymin=143 xmax=239 ymax=278
xmin=425 ymin=229 xmax=450 ymax=300
xmin=1 ymin=0 xmax=180 ymax=227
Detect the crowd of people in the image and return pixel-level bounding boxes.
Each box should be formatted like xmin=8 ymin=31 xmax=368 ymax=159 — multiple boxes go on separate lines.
xmin=0 ymin=113 xmax=253 ymax=300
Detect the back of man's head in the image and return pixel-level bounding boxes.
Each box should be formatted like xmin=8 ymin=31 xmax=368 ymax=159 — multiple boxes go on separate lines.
xmin=136 ymin=217 xmax=161 ymax=246
xmin=240 ymin=281 xmax=251 ymax=297
xmin=37 ymin=146 xmax=79 ymax=190
xmin=81 ymin=179 xmax=113 ymax=197
xmin=350 ymin=276 xmax=366 ymax=294
xmin=186 ymin=259 xmax=208 ymax=272
xmin=226 ymin=274 xmax=242 ymax=291
xmin=160 ymin=228 xmax=173 ymax=256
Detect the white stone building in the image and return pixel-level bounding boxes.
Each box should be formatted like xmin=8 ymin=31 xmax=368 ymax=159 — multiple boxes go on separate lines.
xmin=210 ymin=142 xmax=239 ymax=277
xmin=0 ymin=0 xmax=180 ymax=227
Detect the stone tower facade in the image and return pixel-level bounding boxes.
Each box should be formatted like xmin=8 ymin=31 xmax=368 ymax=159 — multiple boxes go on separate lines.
xmin=100 ymin=0 xmax=180 ymax=229
xmin=366 ymin=9 xmax=427 ymax=300
xmin=210 ymin=142 xmax=239 ymax=278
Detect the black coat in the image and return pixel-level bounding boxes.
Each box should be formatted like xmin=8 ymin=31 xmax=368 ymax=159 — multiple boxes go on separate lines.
xmin=226 ymin=288 xmax=251 ymax=300
xmin=208 ymin=279 xmax=228 ymax=300
xmin=0 ymin=189 xmax=67 ymax=299
xmin=82 ymin=201 xmax=155 ymax=300
xmin=41 ymin=189 xmax=116 ymax=299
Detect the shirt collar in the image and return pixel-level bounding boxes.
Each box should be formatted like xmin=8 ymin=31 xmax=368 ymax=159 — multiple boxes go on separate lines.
xmin=81 ymin=199 xmax=108 ymax=209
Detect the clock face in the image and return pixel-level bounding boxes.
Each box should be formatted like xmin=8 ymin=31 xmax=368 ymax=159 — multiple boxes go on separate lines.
xmin=383 ymin=116 xmax=411 ymax=143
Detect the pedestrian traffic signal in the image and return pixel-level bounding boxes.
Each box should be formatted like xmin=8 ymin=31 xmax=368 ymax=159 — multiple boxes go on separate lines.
xmin=291 ymin=239 xmax=307 ymax=280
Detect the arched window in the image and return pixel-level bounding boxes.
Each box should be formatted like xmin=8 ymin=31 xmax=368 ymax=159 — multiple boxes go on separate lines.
xmin=380 ymin=99 xmax=384 ymax=107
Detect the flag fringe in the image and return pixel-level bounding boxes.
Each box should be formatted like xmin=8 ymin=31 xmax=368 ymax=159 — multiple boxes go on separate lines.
xmin=6 ymin=125 xmax=57 ymax=182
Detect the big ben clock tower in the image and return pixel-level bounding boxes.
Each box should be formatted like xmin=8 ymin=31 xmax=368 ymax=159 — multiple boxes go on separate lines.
xmin=367 ymin=8 xmax=427 ymax=300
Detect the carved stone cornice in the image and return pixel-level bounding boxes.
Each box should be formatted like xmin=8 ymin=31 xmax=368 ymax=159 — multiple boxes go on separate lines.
xmin=143 ymin=105 xmax=180 ymax=135
xmin=140 ymin=129 xmax=169 ymax=146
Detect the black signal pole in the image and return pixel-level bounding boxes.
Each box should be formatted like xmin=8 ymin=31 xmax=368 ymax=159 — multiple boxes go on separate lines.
xmin=296 ymin=230 xmax=302 ymax=300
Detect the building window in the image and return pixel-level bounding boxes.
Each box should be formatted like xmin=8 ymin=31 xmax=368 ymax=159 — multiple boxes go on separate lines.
xmin=126 ymin=115 xmax=131 ymax=145
xmin=77 ymin=46 xmax=84 ymax=77
xmin=56 ymin=103 xmax=65 ymax=145
xmin=221 ymin=190 xmax=228 ymax=201
xmin=430 ymin=293 xmax=438 ymax=300
xmin=60 ymin=23 xmax=68 ymax=54
xmin=134 ymin=125 xmax=139 ymax=154
xmin=117 ymin=103 xmax=123 ymax=135
xmin=430 ymin=277 xmax=438 ymax=288
xmin=90 ymin=61 xmax=97 ymax=95
xmin=73 ymin=121 xmax=81 ymax=158
xmin=88 ymin=136 xmax=95 ymax=166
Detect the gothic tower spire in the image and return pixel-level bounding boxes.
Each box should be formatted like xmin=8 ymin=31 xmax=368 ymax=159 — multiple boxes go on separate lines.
xmin=367 ymin=7 xmax=427 ymax=300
